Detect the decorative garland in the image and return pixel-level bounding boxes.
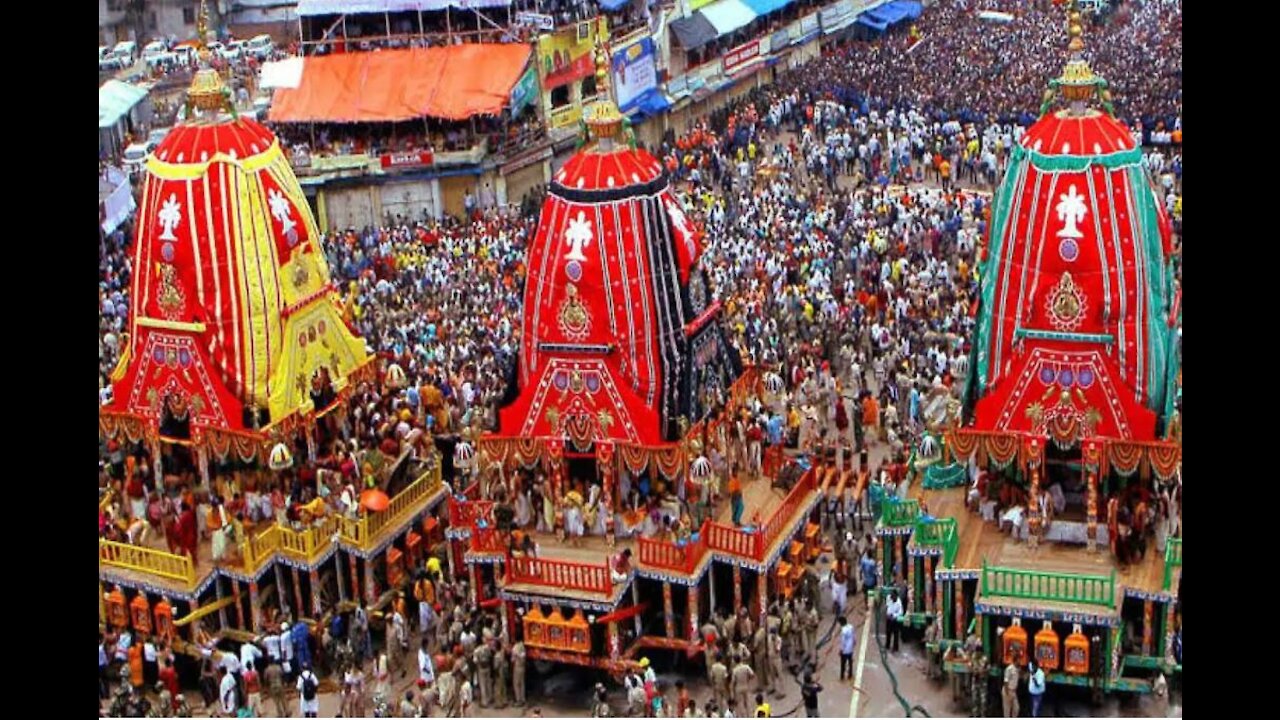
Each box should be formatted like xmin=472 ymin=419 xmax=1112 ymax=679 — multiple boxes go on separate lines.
xmin=946 ymin=429 xmax=981 ymax=463
xmin=1107 ymin=442 xmax=1144 ymax=477
xmin=986 ymin=434 xmax=1020 ymax=467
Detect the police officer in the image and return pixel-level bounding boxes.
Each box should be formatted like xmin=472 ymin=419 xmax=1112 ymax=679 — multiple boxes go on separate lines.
xmin=753 ymin=626 xmax=772 ymax=695
xmin=802 ymin=600 xmax=821 ymax=664
xmin=969 ymin=651 xmax=989 ymax=718
xmin=494 ymin=640 xmax=510 ymax=708
xmin=710 ymin=654 xmax=730 ymax=711
xmin=1001 ymin=658 xmax=1020 ymax=718
xmin=731 ymin=657 xmax=756 ymax=715
xmin=511 ymin=638 xmax=527 ymax=706
xmin=474 ymin=639 xmax=494 ymax=707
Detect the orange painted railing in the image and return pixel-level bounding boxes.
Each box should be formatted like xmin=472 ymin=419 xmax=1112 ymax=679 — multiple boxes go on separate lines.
xmin=705 ymin=521 xmax=758 ymax=559
xmin=507 ymin=555 xmax=612 ymax=595
xmin=637 ymin=520 xmax=711 ymax=575
xmin=448 ymin=497 xmax=495 ymax=529
xmin=758 ymin=469 xmax=816 ymax=558
xmin=470 ymin=526 xmax=507 ymax=555
xmin=704 ymin=467 xmax=817 ymax=563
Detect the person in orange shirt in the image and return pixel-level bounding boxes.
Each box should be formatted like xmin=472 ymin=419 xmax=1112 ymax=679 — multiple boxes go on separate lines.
xmin=728 ymin=474 xmax=745 ymax=527
xmin=128 ymin=640 xmax=145 ymax=690
xmin=862 ymin=395 xmax=880 ymax=443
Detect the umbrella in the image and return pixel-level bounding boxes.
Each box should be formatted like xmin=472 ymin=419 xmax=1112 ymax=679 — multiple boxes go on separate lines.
xmin=360 ymin=488 xmax=391 ymax=512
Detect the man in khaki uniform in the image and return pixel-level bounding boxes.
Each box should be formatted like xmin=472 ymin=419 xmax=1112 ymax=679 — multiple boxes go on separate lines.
xmin=752 ymin=626 xmax=772 ymax=695
xmin=767 ymin=630 xmax=785 ymax=697
xmin=511 ymin=640 xmax=527 ymax=706
xmin=473 ymin=641 xmax=494 ymax=707
xmin=801 ymin=601 xmax=821 ymax=663
xmin=493 ymin=643 xmax=510 ymax=708
xmin=263 ymin=660 xmax=287 ymax=718
xmin=709 ymin=655 xmax=730 ymax=711
xmin=731 ymin=658 xmax=756 ymax=715
xmin=1002 ymin=659 xmax=1020 ymax=718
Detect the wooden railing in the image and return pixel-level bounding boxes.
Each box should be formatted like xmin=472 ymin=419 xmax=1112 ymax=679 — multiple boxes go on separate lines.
xmin=470 ymin=526 xmax=508 ymax=555
xmin=1163 ymin=537 xmax=1182 ymax=590
xmin=277 ymin=517 xmax=338 ymax=563
xmin=705 ymin=520 xmax=758 ymax=559
xmin=339 ymin=465 xmax=443 ymax=550
xmin=981 ymin=562 xmax=1116 ymax=609
xmin=701 ymin=467 xmax=818 ymax=563
xmin=507 ymin=555 xmax=612 ymax=595
xmin=757 ymin=468 xmax=816 ymax=558
xmin=448 ymin=497 xmax=495 ymax=530
xmin=882 ymin=498 xmax=920 ymax=527
xmin=241 ymin=525 xmax=281 ymax=574
xmin=637 ymin=520 xmax=711 ymax=574
xmin=914 ymin=517 xmax=959 ymax=568
xmin=100 ymin=539 xmax=197 ymax=586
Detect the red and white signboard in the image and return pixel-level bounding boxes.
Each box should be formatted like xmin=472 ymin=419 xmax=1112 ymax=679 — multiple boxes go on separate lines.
xmin=722 ymin=40 xmax=761 ymax=75
xmin=380 ymin=150 xmax=434 ymax=169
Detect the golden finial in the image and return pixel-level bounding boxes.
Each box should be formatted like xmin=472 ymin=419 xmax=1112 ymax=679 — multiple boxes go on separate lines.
xmin=1066 ymin=0 xmax=1085 ymax=53
xmin=583 ymin=36 xmax=624 ymax=147
xmin=1040 ymin=0 xmax=1112 ymax=116
xmin=185 ymin=0 xmax=235 ymax=117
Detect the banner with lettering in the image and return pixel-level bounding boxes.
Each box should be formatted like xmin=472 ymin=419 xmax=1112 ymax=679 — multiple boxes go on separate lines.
xmin=612 ymin=37 xmax=658 ymax=112
xmin=537 ymin=16 xmax=609 ymax=90
xmin=380 ymin=150 xmax=434 ymax=169
xmin=722 ymin=39 xmax=761 ymax=75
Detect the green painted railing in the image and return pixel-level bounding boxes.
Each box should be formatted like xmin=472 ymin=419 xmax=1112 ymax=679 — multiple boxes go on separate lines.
xmin=941 ymin=521 xmax=958 ymax=567
xmin=882 ymin=498 xmax=920 ymax=527
xmin=1163 ymin=537 xmax=1182 ymax=590
xmin=914 ymin=518 xmax=960 ymax=568
xmin=981 ymin=562 xmax=1116 ymax=609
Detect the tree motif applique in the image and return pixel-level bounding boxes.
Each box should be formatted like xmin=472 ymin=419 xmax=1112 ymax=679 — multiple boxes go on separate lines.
xmin=158 ymin=194 xmax=182 ymax=241
xmin=268 ymin=188 xmax=299 ymax=245
xmin=1055 ymin=185 xmax=1087 ymax=239
xmin=564 ymin=211 xmax=593 ymax=262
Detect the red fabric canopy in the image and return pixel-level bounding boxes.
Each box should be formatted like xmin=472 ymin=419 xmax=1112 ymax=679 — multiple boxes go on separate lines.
xmin=270 ymin=45 xmax=532 ymax=123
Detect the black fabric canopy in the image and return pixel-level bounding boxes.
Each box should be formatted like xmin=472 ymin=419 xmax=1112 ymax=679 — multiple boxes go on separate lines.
xmin=670 ymin=13 xmax=719 ymax=51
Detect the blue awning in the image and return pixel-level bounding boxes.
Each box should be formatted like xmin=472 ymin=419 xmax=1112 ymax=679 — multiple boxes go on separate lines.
xmin=856 ymin=14 xmax=889 ymax=32
xmin=868 ymin=0 xmax=922 ymax=26
xmin=598 ymin=0 xmax=629 ymax=10
xmin=741 ymin=0 xmax=792 ymax=16
xmin=628 ymin=89 xmax=672 ymax=120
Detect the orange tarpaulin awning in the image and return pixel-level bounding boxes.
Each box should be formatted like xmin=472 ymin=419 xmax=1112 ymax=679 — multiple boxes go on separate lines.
xmin=270 ymin=44 xmax=532 ymax=123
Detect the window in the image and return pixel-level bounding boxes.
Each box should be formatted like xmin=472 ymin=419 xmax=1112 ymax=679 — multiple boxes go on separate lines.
xmin=550 ymin=84 xmax=571 ymax=109
xmin=147 ymin=11 xmax=157 ymax=31
xmin=183 ymin=7 xmax=196 ymax=24
xmin=580 ymin=75 xmax=598 ymax=100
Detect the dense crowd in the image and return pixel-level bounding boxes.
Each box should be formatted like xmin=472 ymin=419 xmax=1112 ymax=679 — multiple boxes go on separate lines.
xmin=824 ymin=0 xmax=1182 ymax=132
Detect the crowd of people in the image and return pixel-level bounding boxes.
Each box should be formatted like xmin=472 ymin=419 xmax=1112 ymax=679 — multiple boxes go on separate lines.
xmin=825 ymin=0 xmax=1182 ymax=133
xmin=98 ymin=1 xmax=1182 ymax=715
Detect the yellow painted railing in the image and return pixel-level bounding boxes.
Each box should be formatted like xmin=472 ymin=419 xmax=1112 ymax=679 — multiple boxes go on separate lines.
xmin=100 ymin=464 xmax=445 ymax=586
xmin=277 ymin=517 xmax=339 ymax=563
xmin=339 ymin=464 xmax=443 ymax=551
xmin=100 ymin=539 xmax=197 ymax=586
xmin=241 ymin=525 xmax=281 ymax=574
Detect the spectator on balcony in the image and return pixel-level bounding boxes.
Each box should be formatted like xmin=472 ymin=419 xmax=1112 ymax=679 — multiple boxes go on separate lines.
xmin=611 ymin=547 xmax=633 ymax=584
